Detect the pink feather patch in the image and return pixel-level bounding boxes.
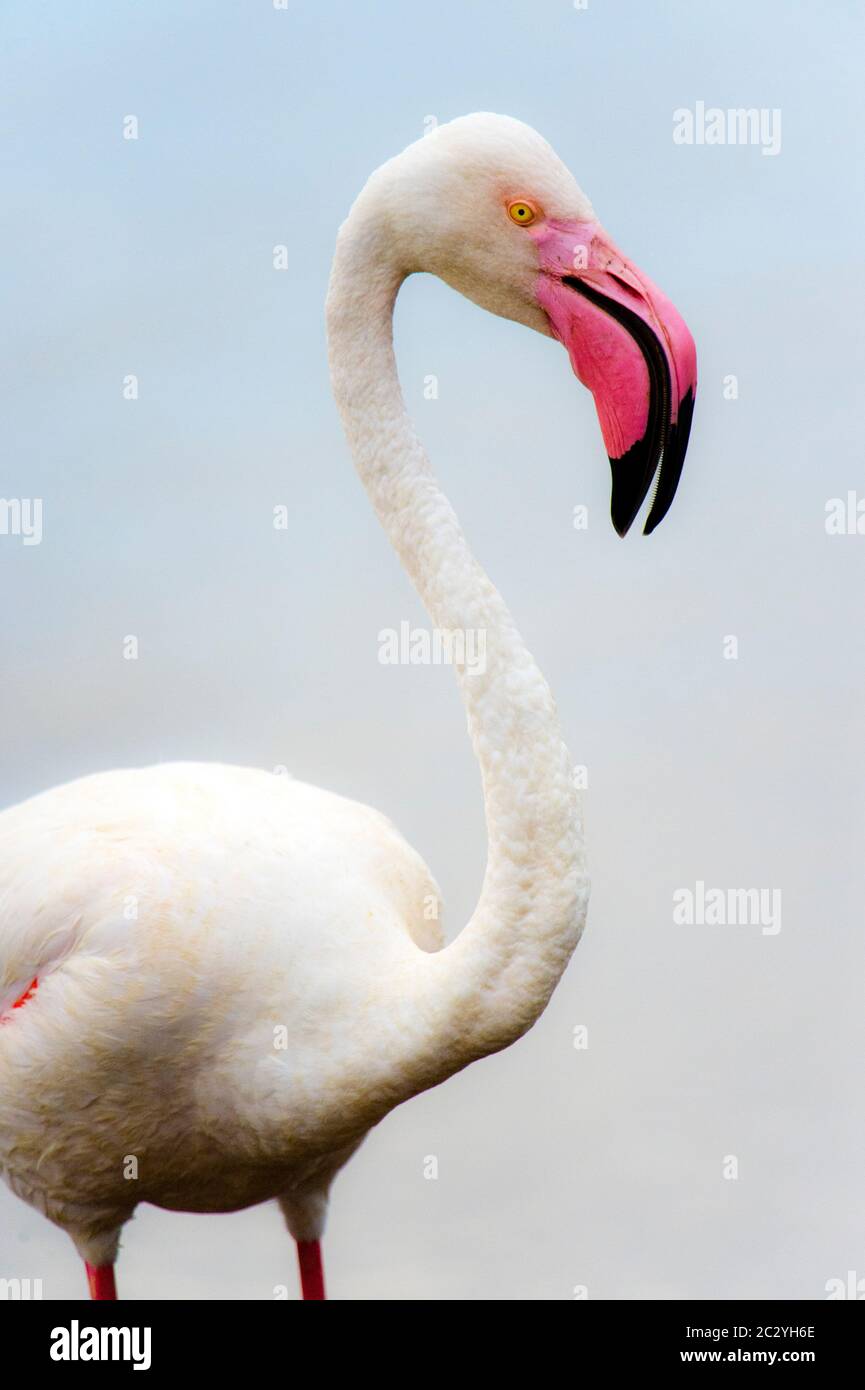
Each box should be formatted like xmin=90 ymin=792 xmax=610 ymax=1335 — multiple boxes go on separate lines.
xmin=0 ymin=976 xmax=39 ymax=1023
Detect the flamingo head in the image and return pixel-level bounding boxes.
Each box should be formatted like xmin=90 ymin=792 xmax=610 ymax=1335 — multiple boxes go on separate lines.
xmin=362 ymin=113 xmax=697 ymax=535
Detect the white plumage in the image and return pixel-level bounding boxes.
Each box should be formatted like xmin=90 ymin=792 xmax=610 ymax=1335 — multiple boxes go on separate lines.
xmin=0 ymin=764 xmax=445 ymax=1258
xmin=0 ymin=114 xmax=621 ymax=1297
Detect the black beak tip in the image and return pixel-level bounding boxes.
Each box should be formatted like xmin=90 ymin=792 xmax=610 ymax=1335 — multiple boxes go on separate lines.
xmin=609 ymin=386 xmax=696 ymax=537
xmin=610 ymin=499 xmax=634 ymax=538
xmin=608 ymin=445 xmax=659 ymax=540
xmin=641 ymin=386 xmax=696 ymax=536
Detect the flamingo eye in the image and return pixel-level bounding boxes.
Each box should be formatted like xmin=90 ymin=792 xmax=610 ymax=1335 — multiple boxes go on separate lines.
xmin=507 ymin=200 xmax=537 ymax=226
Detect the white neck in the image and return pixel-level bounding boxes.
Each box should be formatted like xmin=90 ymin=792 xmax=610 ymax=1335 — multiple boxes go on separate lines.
xmin=326 ymin=206 xmax=588 ymax=1098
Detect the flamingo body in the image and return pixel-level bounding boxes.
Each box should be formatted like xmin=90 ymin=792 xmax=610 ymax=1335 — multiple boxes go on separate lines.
xmin=0 ymin=762 xmax=439 ymax=1264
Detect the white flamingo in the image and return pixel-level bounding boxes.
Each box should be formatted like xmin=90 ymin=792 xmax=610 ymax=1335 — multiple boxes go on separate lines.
xmin=0 ymin=114 xmax=696 ymax=1301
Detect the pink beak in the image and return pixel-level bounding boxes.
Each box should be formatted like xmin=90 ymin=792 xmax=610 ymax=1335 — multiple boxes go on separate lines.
xmin=533 ymin=219 xmax=697 ymax=535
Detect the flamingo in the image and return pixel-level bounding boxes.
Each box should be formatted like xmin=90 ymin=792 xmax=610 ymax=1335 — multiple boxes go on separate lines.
xmin=0 ymin=114 xmax=696 ymax=1301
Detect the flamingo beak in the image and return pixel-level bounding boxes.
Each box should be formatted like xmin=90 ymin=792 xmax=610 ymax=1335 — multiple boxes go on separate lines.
xmin=533 ymin=219 xmax=697 ymax=535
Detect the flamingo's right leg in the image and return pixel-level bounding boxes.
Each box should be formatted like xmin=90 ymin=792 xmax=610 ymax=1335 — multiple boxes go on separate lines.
xmin=72 ymin=1225 xmax=121 ymax=1300
xmin=85 ymin=1262 xmax=118 ymax=1300
xmin=278 ymin=1191 xmax=330 ymax=1300
xmin=295 ymin=1239 xmax=326 ymax=1300
xmin=278 ymin=1141 xmax=363 ymax=1300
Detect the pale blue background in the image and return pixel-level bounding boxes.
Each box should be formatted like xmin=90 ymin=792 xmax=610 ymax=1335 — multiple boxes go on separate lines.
xmin=2 ymin=0 xmax=863 ymax=1299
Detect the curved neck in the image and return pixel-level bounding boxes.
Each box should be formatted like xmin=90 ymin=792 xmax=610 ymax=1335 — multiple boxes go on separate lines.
xmin=326 ymin=210 xmax=588 ymax=1096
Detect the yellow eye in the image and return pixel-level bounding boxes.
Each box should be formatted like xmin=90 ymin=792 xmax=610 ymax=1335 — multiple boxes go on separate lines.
xmin=507 ymin=200 xmax=537 ymax=226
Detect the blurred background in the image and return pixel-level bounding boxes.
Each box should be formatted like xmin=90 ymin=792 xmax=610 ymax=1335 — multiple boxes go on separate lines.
xmin=1 ymin=0 xmax=863 ymax=1299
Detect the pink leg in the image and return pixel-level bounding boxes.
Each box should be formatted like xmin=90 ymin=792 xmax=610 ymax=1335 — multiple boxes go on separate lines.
xmin=296 ymin=1239 xmax=326 ymax=1300
xmin=85 ymin=1263 xmax=117 ymax=1300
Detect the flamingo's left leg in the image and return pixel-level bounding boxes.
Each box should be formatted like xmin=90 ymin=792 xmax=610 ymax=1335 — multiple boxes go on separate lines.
xmin=85 ymin=1263 xmax=118 ymax=1300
